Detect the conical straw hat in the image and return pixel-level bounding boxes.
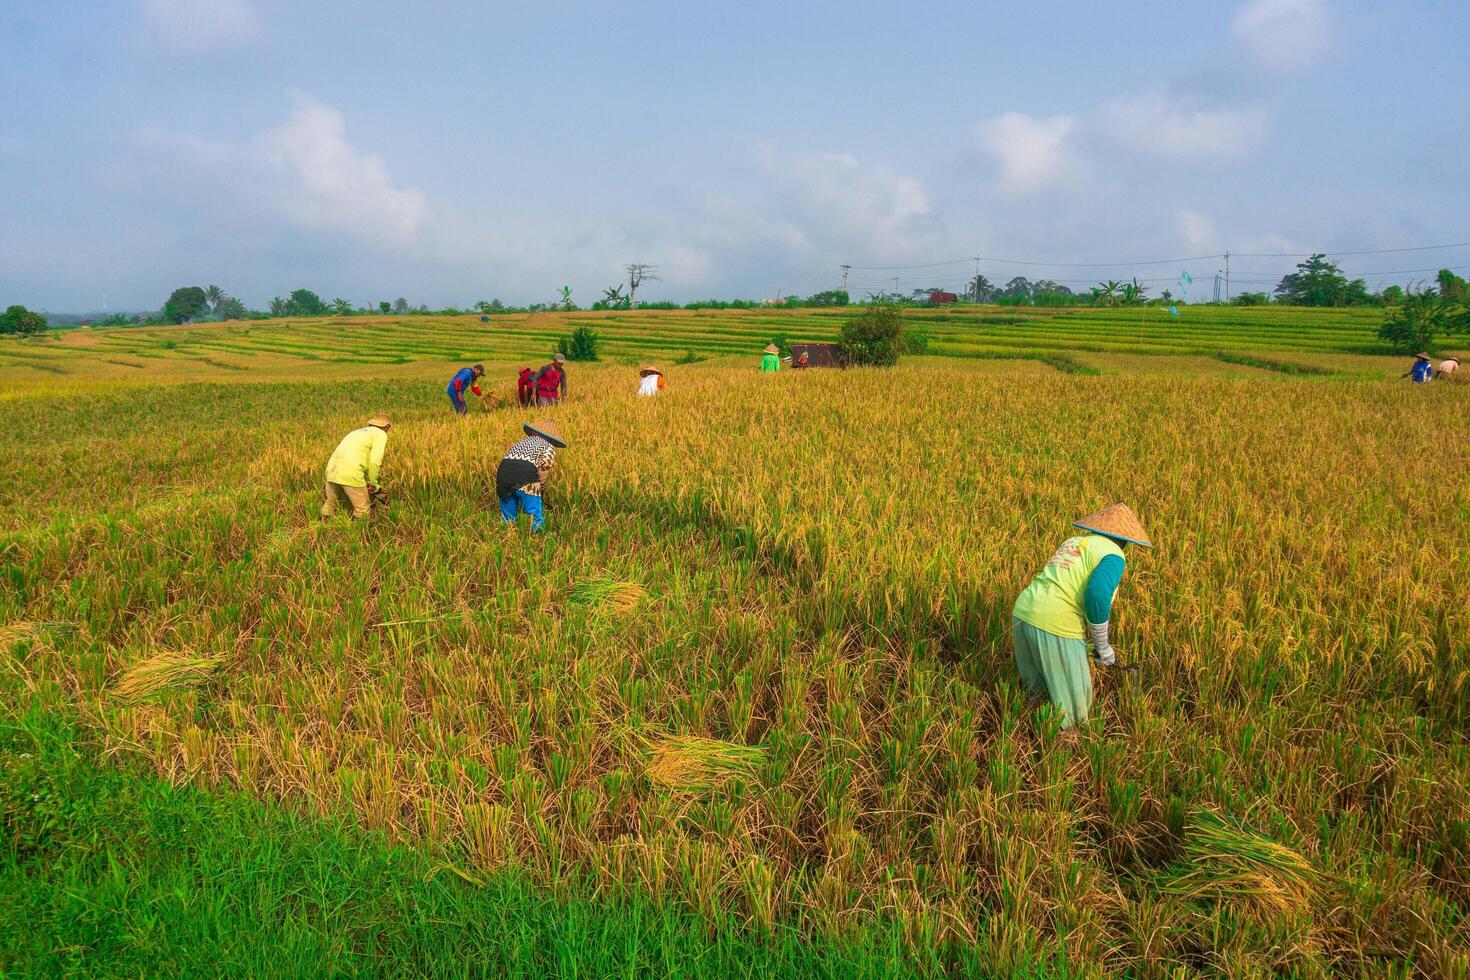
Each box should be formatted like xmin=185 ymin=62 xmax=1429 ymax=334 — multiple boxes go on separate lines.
xmin=1073 ymin=502 xmax=1151 ymax=548
xmin=524 ymin=418 xmax=566 ymax=447
xmin=639 ymin=365 xmax=662 ymax=377
xmin=1415 ymin=352 xmax=1431 ymax=360
xmin=763 ymin=344 xmax=779 ymax=354
xmin=367 ymin=412 xmax=392 ymax=428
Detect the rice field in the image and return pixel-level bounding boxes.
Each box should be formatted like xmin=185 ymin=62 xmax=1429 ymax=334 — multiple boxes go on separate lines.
xmin=2 ymin=308 xmax=1469 ymax=975
xmin=0 ymin=304 xmax=1423 ymax=389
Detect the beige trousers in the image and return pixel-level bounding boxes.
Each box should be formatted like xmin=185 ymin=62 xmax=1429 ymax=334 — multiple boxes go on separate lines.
xmin=322 ymin=481 xmax=372 ymax=519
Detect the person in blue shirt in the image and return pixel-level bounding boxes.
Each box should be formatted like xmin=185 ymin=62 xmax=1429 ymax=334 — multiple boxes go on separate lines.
xmin=447 ymin=364 xmax=485 ymax=414
xmin=1402 ymin=353 xmax=1435 ymax=383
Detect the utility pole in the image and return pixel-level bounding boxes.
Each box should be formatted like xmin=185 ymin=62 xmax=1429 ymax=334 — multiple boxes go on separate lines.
xmin=892 ymin=276 xmax=900 ymax=297
xmin=840 ymin=264 xmax=850 ymax=293
xmin=973 ymin=256 xmax=981 ymax=302
xmin=1224 ymin=251 xmax=1231 ymax=304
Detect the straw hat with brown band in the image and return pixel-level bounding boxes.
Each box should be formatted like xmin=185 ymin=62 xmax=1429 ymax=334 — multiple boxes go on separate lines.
xmin=553 ymin=352 xmax=567 ymax=364
xmin=763 ymin=343 xmax=780 ymax=354
xmin=523 ymin=418 xmax=567 ymax=448
xmin=367 ymin=412 xmax=392 ymax=429
xmin=639 ymin=365 xmax=662 ymax=377
xmin=1073 ymin=502 xmax=1152 ymax=548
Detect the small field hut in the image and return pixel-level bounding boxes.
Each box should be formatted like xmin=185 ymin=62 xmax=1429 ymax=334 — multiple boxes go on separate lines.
xmin=790 ymin=342 xmax=848 ymax=368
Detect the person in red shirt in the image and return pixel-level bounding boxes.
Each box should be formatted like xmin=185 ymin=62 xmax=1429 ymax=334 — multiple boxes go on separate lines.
xmin=533 ymin=353 xmax=568 ymax=406
xmin=517 ymin=367 xmax=536 ymax=407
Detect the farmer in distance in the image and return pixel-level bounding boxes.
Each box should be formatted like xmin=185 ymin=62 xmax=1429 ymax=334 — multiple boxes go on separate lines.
xmin=637 ymin=365 xmax=664 ymax=397
xmin=447 ymin=363 xmax=485 ymax=414
xmin=495 ymin=418 xmax=567 ymax=532
xmin=760 ymin=343 xmax=781 ymax=372
xmin=1010 ymin=503 xmax=1151 ymax=730
xmin=533 ymin=353 xmax=568 ymax=406
xmin=1402 ymin=353 xmax=1435 ymax=383
xmin=321 ymin=413 xmax=391 ymax=520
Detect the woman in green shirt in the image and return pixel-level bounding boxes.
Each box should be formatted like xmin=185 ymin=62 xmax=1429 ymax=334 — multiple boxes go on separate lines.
xmin=1011 ymin=502 xmax=1152 ymax=730
xmin=760 ymin=344 xmax=781 ymax=372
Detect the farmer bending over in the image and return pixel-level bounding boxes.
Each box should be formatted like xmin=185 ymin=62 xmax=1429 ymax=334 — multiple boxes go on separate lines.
xmin=1438 ymin=356 xmax=1460 ymax=380
xmin=517 ymin=367 xmax=536 ymax=407
xmin=1402 ymin=353 xmax=1434 ymax=383
xmin=534 ymin=353 xmax=568 ymax=406
xmin=321 ymin=413 xmax=391 ymax=520
xmin=448 ymin=364 xmax=485 ymax=414
xmin=496 ymin=418 xmax=567 ymax=531
xmin=638 ymin=365 xmax=664 ymax=397
xmin=1011 ymin=503 xmax=1152 ymax=730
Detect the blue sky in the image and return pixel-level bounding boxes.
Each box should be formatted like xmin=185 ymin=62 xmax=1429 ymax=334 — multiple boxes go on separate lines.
xmin=2 ymin=0 xmax=1467 ymax=312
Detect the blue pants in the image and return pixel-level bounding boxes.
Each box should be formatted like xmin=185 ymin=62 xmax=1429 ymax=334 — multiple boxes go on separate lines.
xmin=499 ymin=490 xmax=544 ymax=531
xmin=447 ymin=385 xmax=467 ymax=414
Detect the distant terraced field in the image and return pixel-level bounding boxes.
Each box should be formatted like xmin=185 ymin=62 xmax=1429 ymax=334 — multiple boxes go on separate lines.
xmin=0 ymin=305 xmax=1430 ymax=387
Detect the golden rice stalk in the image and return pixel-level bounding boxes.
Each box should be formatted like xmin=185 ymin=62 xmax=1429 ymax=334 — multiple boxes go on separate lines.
xmin=0 ymin=621 xmax=41 ymax=647
xmin=567 ymin=577 xmax=648 ymax=617
xmin=643 ymin=734 xmax=765 ymax=793
xmin=112 ymin=651 xmax=223 ymax=704
xmin=1161 ymin=808 xmax=1317 ymax=918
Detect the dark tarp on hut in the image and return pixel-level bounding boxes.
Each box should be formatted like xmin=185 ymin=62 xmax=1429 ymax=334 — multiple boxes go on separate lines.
xmin=790 ymin=342 xmax=847 ymax=368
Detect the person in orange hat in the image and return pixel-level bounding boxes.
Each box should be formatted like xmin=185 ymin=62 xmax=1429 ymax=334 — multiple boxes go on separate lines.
xmin=495 ymin=418 xmax=567 ymax=531
xmin=1010 ymin=503 xmax=1152 ymax=729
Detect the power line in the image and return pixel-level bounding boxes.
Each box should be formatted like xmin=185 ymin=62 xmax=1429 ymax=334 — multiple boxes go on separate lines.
xmin=844 ymin=239 xmax=1470 ymax=273
xmin=1234 ymin=241 xmax=1470 ymax=258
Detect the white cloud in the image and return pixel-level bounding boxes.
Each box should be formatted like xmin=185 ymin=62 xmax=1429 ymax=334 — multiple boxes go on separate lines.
xmin=661 ymin=245 xmax=713 ymax=285
xmin=1231 ymin=0 xmax=1333 ymax=70
xmin=974 ymin=112 xmax=1078 ymax=197
xmin=1103 ymin=92 xmax=1272 ymax=158
xmin=758 ymin=148 xmax=937 ymax=258
xmin=1178 ymin=210 xmax=1217 ymax=249
xmin=263 ymin=96 xmax=427 ymax=248
xmin=142 ymin=0 xmax=260 ymax=55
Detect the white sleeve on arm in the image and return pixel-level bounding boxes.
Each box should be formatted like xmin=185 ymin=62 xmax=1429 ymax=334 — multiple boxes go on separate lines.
xmin=1087 ymin=621 xmax=1115 ymax=666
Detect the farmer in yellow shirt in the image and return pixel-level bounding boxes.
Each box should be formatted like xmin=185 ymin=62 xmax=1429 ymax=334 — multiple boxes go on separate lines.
xmin=321 ymin=413 xmax=392 ymax=520
xmin=1011 ymin=502 xmax=1152 ymax=729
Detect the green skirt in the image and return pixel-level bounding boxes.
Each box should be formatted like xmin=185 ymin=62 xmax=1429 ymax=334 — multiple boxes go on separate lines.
xmin=1012 ymin=617 xmax=1092 ymax=729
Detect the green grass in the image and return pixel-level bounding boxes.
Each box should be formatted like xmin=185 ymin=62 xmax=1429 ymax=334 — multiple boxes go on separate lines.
xmin=1211 ymin=352 xmax=1338 ymax=376
xmin=1 ymin=710 xmax=985 ymax=978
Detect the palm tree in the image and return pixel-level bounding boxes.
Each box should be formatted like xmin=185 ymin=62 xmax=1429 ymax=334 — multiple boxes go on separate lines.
xmin=1120 ymin=278 xmax=1149 ymax=305
xmin=204 ymin=284 xmax=224 ymax=314
xmin=1096 ymin=280 xmax=1123 ymax=307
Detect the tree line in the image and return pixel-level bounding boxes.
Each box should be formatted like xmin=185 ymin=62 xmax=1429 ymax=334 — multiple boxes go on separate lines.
xmin=3 ymin=257 xmax=1465 ymax=348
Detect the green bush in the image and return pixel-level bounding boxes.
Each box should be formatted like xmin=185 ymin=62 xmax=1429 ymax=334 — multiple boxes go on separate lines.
xmin=904 ymin=329 xmax=930 ymax=356
xmin=0 ymin=305 xmax=47 ymax=336
xmin=1378 ymin=294 xmax=1444 ymax=354
xmin=839 ymin=305 xmax=906 ymax=366
xmin=557 ymin=326 xmax=602 ymax=362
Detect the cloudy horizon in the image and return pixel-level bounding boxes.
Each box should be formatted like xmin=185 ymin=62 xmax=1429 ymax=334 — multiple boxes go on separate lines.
xmin=3 ymin=0 xmax=1468 ymax=313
